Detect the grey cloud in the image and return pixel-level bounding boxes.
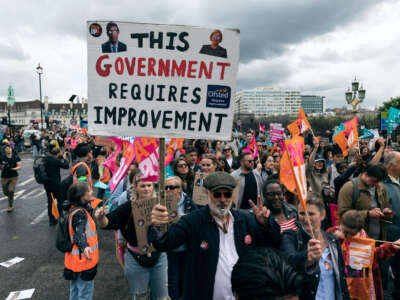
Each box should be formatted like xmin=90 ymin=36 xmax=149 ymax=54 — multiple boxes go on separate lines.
xmin=0 ymin=40 xmax=29 ymax=61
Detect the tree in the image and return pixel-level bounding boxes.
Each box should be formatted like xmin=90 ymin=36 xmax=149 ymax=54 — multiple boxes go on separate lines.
xmin=378 ymin=96 xmax=400 ymax=112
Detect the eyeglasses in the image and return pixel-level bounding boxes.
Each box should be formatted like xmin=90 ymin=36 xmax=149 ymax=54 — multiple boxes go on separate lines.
xmin=213 ymin=191 xmax=233 ymax=198
xmin=108 ymin=30 xmax=119 ymax=34
xmin=177 ymin=164 xmax=188 ymax=168
xmin=201 ymin=164 xmax=212 ymax=167
xmin=166 ymin=185 xmax=180 ymax=190
xmin=265 ymin=191 xmax=283 ymax=197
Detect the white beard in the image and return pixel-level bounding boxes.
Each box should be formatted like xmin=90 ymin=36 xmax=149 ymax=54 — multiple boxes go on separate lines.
xmin=208 ymin=198 xmax=231 ymax=218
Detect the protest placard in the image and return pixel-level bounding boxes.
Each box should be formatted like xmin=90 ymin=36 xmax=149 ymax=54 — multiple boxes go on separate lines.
xmin=87 ymin=21 xmax=240 ymax=140
xmin=131 ymin=197 xmax=158 ymax=254
xmin=166 ymin=193 xmax=179 ymax=223
xmin=192 ymin=173 xmax=240 ymax=207
xmin=94 ymin=136 xmax=115 ymax=147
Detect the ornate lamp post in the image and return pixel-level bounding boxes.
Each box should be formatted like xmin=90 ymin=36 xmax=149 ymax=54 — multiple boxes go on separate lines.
xmin=7 ymin=85 xmax=15 ymax=129
xmin=36 ymin=63 xmax=44 ymax=129
xmin=345 ymin=76 xmax=366 ymax=112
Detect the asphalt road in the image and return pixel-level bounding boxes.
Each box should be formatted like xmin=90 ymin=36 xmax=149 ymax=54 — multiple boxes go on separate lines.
xmin=0 ymin=152 xmax=131 ymax=300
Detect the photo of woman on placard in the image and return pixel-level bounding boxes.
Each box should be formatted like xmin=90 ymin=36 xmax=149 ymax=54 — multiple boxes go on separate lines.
xmin=199 ymin=29 xmax=227 ymax=58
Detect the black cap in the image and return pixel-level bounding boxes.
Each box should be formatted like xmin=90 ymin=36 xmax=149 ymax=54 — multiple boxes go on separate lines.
xmin=203 ymin=171 xmax=237 ymax=191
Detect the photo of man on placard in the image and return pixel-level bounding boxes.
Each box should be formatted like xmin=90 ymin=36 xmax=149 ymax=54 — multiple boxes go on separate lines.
xmin=101 ymin=22 xmax=127 ymax=53
xmin=199 ymin=29 xmax=227 ymax=58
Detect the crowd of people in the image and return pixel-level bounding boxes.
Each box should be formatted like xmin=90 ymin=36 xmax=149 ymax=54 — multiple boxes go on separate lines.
xmin=2 ymin=124 xmax=400 ymax=300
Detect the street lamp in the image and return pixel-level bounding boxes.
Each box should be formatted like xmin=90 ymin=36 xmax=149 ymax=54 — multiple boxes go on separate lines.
xmin=36 ymin=63 xmax=43 ymax=129
xmin=345 ymin=76 xmax=366 ymax=112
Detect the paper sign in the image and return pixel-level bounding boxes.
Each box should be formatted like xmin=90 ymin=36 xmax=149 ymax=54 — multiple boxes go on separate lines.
xmin=87 ymin=21 xmax=240 ymax=140
xmin=0 ymin=257 xmax=24 ymax=268
xmin=6 ymin=289 xmax=35 ymax=300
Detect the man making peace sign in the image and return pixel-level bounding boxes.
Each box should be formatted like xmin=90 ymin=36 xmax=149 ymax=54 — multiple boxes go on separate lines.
xmin=149 ymin=171 xmax=280 ymax=300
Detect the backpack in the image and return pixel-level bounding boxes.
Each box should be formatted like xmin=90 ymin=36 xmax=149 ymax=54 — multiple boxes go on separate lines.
xmin=60 ymin=162 xmax=90 ymax=202
xmin=55 ymin=207 xmax=82 ymax=253
xmin=33 ymin=156 xmax=49 ymax=184
xmin=351 ymin=177 xmax=386 ymax=209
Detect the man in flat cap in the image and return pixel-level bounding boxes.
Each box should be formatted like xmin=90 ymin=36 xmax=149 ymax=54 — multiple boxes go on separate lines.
xmin=149 ymin=171 xmax=280 ymax=300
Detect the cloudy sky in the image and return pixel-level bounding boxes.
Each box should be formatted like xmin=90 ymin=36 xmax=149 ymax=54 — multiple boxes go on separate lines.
xmin=1 ymin=0 xmax=399 ymax=109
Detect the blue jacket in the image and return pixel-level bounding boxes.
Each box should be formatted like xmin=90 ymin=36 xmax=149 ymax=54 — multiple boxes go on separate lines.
xmin=148 ymin=205 xmax=280 ymax=300
xmin=383 ymin=177 xmax=400 ymax=241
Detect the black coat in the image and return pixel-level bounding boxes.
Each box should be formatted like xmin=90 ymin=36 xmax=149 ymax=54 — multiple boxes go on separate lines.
xmin=44 ymin=154 xmax=69 ymax=186
xmin=148 ymin=205 xmax=281 ymax=300
xmin=281 ymin=225 xmax=350 ymax=300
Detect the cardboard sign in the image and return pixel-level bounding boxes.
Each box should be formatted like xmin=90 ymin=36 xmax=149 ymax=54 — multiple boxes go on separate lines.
xmin=192 ymin=172 xmax=240 ymax=207
xmin=87 ymin=21 xmax=240 ymax=140
xmin=192 ymin=173 xmax=208 ymax=206
xmin=131 ymin=197 xmax=158 ymax=254
xmin=166 ymin=193 xmax=179 ymax=223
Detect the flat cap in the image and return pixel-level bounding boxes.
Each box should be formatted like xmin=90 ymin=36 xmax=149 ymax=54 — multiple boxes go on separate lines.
xmin=203 ymin=171 xmax=237 ymax=191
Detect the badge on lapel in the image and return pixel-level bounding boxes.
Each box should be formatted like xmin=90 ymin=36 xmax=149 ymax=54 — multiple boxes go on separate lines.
xmin=200 ymin=241 xmax=208 ymax=250
xmin=244 ymin=234 xmax=252 ymax=245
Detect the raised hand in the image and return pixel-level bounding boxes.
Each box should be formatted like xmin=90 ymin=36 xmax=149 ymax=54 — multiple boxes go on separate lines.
xmin=249 ymin=195 xmax=270 ymax=225
xmin=151 ymin=204 xmax=169 ymax=225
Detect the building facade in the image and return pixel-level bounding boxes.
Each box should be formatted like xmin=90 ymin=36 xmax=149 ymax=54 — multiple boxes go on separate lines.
xmin=0 ymin=98 xmax=88 ymax=127
xmin=235 ymin=87 xmax=301 ymax=118
xmin=301 ymin=95 xmax=326 ymax=114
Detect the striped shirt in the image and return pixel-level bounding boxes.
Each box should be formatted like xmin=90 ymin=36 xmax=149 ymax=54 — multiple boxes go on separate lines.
xmin=278 ymin=218 xmax=298 ymax=233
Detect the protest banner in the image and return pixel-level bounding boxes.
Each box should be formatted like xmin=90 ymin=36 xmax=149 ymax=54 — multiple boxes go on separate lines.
xmin=87 ymin=21 xmax=240 ymax=140
xmin=131 ymin=197 xmax=158 ymax=254
xmin=94 ymin=136 xmax=115 ymax=147
xmin=269 ymin=123 xmax=284 ymax=144
xmin=342 ymin=236 xmax=376 ymax=299
xmin=388 ymin=107 xmax=400 ymax=135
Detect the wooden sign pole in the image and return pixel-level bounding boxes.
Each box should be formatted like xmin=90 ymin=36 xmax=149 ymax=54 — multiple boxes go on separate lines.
xmin=158 ymin=137 xmax=167 ymax=232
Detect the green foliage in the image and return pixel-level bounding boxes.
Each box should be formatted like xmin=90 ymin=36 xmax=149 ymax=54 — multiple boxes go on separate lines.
xmin=378 ymin=96 xmax=400 ymax=112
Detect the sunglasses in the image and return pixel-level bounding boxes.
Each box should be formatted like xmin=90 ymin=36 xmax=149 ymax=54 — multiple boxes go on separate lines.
xmin=213 ymin=191 xmax=232 ymax=198
xmin=166 ymin=185 xmax=180 ymax=190
xmin=177 ymin=163 xmax=188 ymax=168
xmin=244 ymin=159 xmax=254 ymax=163
xmin=223 ymin=148 xmax=231 ymax=151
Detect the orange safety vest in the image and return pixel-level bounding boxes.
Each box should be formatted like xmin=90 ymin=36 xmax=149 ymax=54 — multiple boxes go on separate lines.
xmin=100 ymin=167 xmax=111 ymax=184
xmin=71 ymin=161 xmax=93 ymax=187
xmin=64 ymin=207 xmax=99 ymax=272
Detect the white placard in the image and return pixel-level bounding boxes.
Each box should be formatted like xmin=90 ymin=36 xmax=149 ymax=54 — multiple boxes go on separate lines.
xmin=6 ymin=289 xmax=35 ymax=300
xmin=0 ymin=257 xmax=25 ymax=268
xmin=87 ymin=21 xmax=240 ymax=140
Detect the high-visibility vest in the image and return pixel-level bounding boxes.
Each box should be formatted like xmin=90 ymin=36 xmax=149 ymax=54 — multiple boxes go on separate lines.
xmin=71 ymin=161 xmax=93 ymax=187
xmin=64 ymin=207 xmax=99 ymax=272
xmin=100 ymin=167 xmax=111 ymax=184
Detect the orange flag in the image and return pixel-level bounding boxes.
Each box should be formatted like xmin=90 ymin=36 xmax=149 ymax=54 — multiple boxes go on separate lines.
xmin=299 ymin=107 xmax=311 ymax=134
xmin=284 ymin=136 xmax=307 ymax=211
xmin=280 ymin=150 xmax=296 ymax=194
xmin=333 ymin=116 xmax=358 ymax=156
xmin=90 ymin=197 xmax=103 ymax=209
xmin=287 ymin=119 xmax=301 ymax=137
xmin=50 ymin=193 xmax=60 ymax=220
xmin=167 ymin=138 xmax=184 ymax=155
xmin=342 ymin=236 xmax=376 ymax=299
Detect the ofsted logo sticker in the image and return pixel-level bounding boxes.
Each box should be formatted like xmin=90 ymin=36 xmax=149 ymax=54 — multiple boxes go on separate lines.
xmin=206 ymin=85 xmax=231 ymax=109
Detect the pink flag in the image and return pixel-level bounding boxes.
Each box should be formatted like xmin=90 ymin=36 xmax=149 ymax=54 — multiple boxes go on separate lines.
xmin=103 ymin=137 xmax=123 ymax=175
xmin=109 ymin=140 xmax=136 ymax=193
xmin=243 ymin=135 xmax=258 ymax=159
xmin=259 ymin=122 xmax=265 ymax=133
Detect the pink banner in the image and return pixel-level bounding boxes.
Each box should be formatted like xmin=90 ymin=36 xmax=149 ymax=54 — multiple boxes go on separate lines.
xmin=269 ymin=123 xmax=284 ymax=144
xmin=134 ymin=138 xmax=160 ymax=182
